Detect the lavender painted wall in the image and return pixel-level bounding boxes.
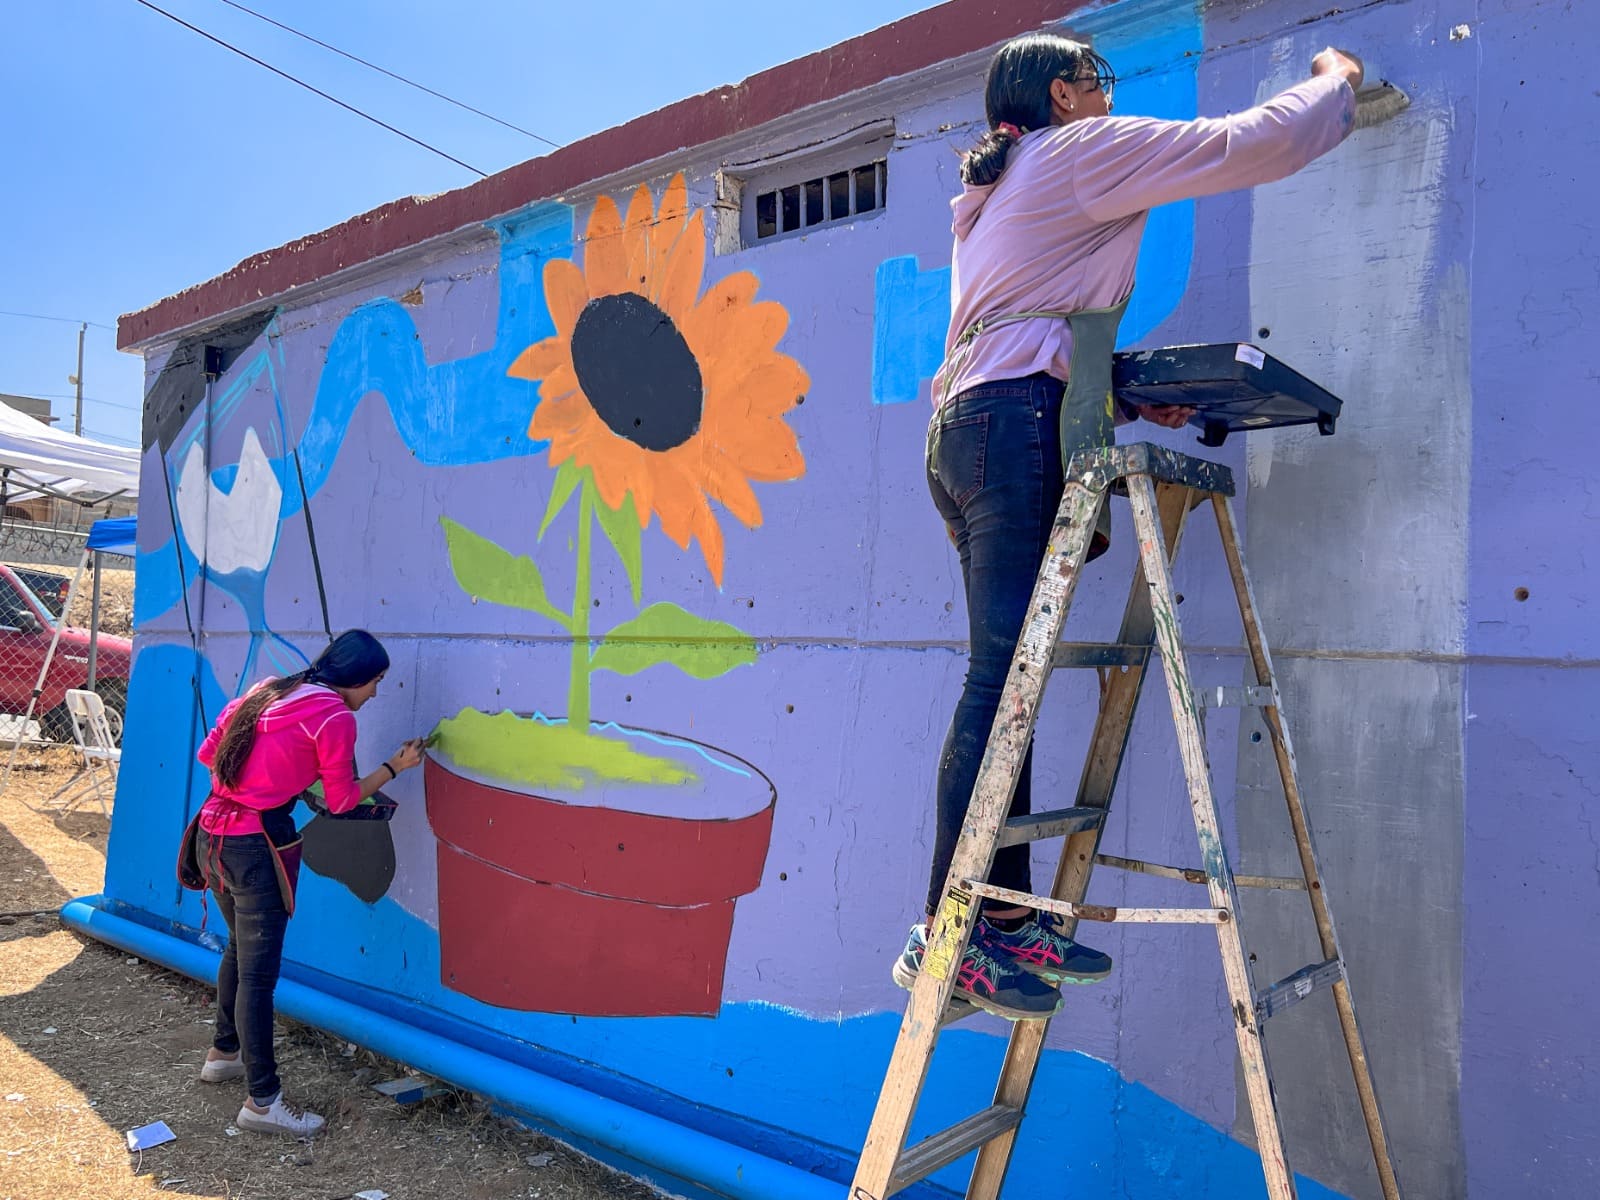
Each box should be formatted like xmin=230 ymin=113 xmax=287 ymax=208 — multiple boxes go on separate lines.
xmin=1461 ymin=2 xmax=1600 ymax=1196
xmin=101 ymin=1 xmax=1596 ymax=1196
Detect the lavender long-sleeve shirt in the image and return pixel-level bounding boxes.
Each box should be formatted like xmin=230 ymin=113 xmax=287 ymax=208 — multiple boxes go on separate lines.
xmin=933 ymin=75 xmax=1356 ymax=406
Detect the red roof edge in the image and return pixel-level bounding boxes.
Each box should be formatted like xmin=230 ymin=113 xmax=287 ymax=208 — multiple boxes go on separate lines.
xmin=118 ymin=0 xmax=1087 ymax=351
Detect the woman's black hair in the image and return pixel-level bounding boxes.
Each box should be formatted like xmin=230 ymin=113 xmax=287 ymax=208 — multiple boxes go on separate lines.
xmin=211 ymin=630 xmax=389 ymax=789
xmin=960 ymin=33 xmax=1115 ymax=187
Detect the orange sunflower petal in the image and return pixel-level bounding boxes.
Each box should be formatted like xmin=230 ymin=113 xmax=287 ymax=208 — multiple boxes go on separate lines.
xmin=541 ymin=258 xmax=590 ymax=336
xmin=654 ymin=464 xmax=699 ymax=546
xmin=716 ymin=416 xmax=805 ymax=483
xmin=688 ymin=497 xmax=727 ymax=588
xmin=653 ymin=209 xmax=705 ymax=320
xmin=676 ymin=278 xmax=782 ymax=362
xmin=699 ymin=454 xmax=764 ymax=527
xmin=582 ymin=436 xmax=650 ymax=514
xmin=716 ymin=298 xmax=790 ymax=353
xmin=507 ymin=336 xmax=566 ymax=383
xmin=538 ymin=362 xmax=581 ymax=402
xmin=582 ymin=432 xmax=656 ymax=524
xmin=622 ymin=183 xmax=655 ymax=294
xmin=528 ymin=390 xmax=590 ymax=440
xmin=583 ymin=195 xmax=629 ymax=298
xmin=653 ymin=173 xmax=690 ymax=263
xmin=702 ymin=353 xmax=810 ymax=421
xmin=679 ymin=272 xmax=760 ymax=341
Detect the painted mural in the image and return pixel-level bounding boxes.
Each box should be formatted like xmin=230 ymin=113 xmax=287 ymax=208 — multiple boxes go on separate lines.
xmin=92 ymin=0 xmax=1599 ymax=1197
xmin=430 ymin=174 xmax=805 ymax=1014
xmin=127 ymin=171 xmax=811 ymax=1021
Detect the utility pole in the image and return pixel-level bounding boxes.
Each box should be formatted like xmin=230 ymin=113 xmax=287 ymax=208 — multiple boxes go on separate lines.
xmin=72 ymin=322 xmax=86 ymax=435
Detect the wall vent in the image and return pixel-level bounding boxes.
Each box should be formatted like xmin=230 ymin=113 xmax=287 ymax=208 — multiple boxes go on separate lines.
xmin=717 ymin=121 xmax=895 ymax=251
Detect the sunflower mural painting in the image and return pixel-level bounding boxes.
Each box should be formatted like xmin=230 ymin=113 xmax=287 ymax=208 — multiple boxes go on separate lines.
xmin=427 ymin=174 xmax=807 ymax=1017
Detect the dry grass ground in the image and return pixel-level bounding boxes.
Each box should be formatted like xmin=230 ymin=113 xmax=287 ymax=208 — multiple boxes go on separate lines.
xmin=0 ymin=747 xmax=666 ymax=1200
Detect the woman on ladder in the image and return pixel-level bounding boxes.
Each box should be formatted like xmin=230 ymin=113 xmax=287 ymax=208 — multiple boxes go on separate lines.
xmin=897 ymin=33 xmax=1365 ymax=1018
xmin=186 ymin=630 xmax=426 ymax=1134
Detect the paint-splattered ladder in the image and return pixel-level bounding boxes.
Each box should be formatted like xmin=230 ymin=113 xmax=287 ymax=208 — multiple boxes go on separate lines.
xmin=849 ymin=443 xmax=1403 ymax=1200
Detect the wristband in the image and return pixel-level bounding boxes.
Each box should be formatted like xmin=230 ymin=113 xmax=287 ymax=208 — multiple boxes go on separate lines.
xmin=382 ymin=762 xmax=397 ymax=781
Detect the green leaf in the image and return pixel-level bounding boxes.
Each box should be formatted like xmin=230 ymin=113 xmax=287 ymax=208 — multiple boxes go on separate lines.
xmin=593 ymin=486 xmax=643 ymax=605
xmin=590 ymin=602 xmax=757 ymax=679
xmin=440 ymin=516 xmax=569 ymax=628
xmin=538 ymin=459 xmax=584 ymax=540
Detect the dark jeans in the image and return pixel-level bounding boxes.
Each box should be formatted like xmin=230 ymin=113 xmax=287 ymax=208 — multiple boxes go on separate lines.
xmin=924 ymin=373 xmax=1100 ymax=915
xmin=199 ymin=827 xmax=290 ymax=1104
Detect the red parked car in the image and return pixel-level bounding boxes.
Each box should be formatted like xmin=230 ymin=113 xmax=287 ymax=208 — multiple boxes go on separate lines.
xmin=0 ymin=564 xmax=131 ymax=742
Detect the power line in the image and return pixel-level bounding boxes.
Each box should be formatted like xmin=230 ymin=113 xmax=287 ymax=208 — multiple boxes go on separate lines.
xmin=129 ymin=0 xmax=487 ymax=178
xmin=0 ymin=391 xmax=138 ymax=410
xmin=216 ymin=0 xmax=561 ymax=150
xmin=82 ymin=428 xmax=139 ymax=447
xmin=0 ymin=311 xmax=114 ymax=331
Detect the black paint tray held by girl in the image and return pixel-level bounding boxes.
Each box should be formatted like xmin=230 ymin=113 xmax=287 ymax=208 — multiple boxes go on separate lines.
xmin=1112 ymin=343 xmax=1343 ymax=447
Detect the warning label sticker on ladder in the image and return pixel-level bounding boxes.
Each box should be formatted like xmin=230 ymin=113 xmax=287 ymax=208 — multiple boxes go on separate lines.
xmin=924 ymin=886 xmax=972 ymax=981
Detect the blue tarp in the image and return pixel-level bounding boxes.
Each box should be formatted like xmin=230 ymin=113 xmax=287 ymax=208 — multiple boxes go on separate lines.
xmin=86 ymin=515 xmax=135 ymax=556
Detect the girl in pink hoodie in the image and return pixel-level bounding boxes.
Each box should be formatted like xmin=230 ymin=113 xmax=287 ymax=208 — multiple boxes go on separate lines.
xmin=190 ymin=629 xmax=425 ymax=1136
xmin=898 ymin=33 xmax=1364 ymax=1020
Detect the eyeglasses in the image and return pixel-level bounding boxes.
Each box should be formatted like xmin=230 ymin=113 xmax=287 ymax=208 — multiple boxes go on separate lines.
xmin=1064 ymin=69 xmax=1116 ymax=108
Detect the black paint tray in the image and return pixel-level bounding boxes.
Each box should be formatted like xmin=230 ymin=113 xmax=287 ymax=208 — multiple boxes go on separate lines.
xmin=1112 ymin=343 xmax=1342 ymax=447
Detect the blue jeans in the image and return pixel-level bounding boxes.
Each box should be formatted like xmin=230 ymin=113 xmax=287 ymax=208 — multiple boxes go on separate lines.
xmin=200 ymin=828 xmax=290 ymax=1104
xmin=924 ymin=373 xmax=1105 ymax=915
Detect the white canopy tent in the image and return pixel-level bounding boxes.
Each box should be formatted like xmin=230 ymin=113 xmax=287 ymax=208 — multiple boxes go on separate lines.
xmin=0 ymin=400 xmax=140 ymax=504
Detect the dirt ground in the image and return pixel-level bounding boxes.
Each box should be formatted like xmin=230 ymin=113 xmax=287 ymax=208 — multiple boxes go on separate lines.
xmin=0 ymin=747 xmax=665 ymax=1200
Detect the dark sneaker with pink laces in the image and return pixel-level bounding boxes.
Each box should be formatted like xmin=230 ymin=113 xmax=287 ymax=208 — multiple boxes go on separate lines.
xmin=980 ymin=912 xmax=1113 ymax=984
xmin=892 ymin=923 xmax=1061 ymax=1019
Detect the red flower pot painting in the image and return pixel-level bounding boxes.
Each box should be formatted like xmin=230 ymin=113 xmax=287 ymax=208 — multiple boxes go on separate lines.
xmin=424 ymin=718 xmax=776 ymax=1016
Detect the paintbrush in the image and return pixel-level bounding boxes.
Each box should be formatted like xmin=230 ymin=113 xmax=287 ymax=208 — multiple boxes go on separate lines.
xmin=1352 ymin=60 xmax=1411 ymax=129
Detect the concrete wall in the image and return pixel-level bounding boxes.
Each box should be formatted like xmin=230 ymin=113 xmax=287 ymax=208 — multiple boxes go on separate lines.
xmin=98 ymin=1 xmax=1596 ymax=1196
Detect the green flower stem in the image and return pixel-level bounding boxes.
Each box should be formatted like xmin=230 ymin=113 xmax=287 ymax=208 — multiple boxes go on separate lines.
xmin=567 ymin=479 xmax=594 ymax=732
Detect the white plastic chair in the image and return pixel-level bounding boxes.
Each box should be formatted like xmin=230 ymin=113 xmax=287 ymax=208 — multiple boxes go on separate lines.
xmin=41 ymin=689 xmax=121 ymax=817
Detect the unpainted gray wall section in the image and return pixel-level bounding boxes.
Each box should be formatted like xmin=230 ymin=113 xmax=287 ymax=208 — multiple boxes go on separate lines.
xmin=1230 ymin=14 xmax=1471 ymax=1200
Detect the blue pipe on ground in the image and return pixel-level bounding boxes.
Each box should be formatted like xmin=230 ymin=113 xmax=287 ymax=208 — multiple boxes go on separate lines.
xmin=60 ymin=897 xmax=840 ymax=1200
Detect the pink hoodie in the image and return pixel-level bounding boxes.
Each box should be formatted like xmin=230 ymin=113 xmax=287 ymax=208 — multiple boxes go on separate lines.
xmin=933 ymin=75 xmax=1356 ymax=404
xmin=197 ymin=681 xmax=362 ymax=836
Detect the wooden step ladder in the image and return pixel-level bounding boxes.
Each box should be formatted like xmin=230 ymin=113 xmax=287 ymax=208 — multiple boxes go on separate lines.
xmin=849 ymin=443 xmax=1402 ymax=1200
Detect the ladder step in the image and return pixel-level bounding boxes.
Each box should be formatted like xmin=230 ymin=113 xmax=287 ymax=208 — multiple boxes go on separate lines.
xmin=939 ymin=996 xmax=981 ymax=1027
xmin=1255 ymin=958 xmax=1345 ymax=1021
xmin=1200 ymin=684 xmax=1275 ymax=708
xmin=891 ymin=1104 xmax=1023 ymax=1191
xmin=1095 ymin=853 xmax=1307 ymax=892
xmin=1068 ymin=442 xmax=1236 ymax=496
xmin=998 ymin=806 xmax=1104 ymax=848
xmin=965 ymin=881 xmax=1230 ymax=924
xmin=1053 ymin=641 xmax=1153 ymax=669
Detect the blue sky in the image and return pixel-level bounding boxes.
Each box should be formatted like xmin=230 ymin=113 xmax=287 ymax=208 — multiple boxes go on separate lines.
xmin=1 ymin=0 xmax=930 ymax=447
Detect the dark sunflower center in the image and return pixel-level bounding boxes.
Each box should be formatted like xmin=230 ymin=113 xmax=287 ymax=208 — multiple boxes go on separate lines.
xmin=570 ymin=292 xmax=703 ymax=452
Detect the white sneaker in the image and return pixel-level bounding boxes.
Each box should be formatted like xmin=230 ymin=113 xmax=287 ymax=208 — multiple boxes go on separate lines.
xmin=235 ymin=1094 xmax=326 ymax=1137
xmin=199 ymin=1052 xmax=245 ymax=1083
